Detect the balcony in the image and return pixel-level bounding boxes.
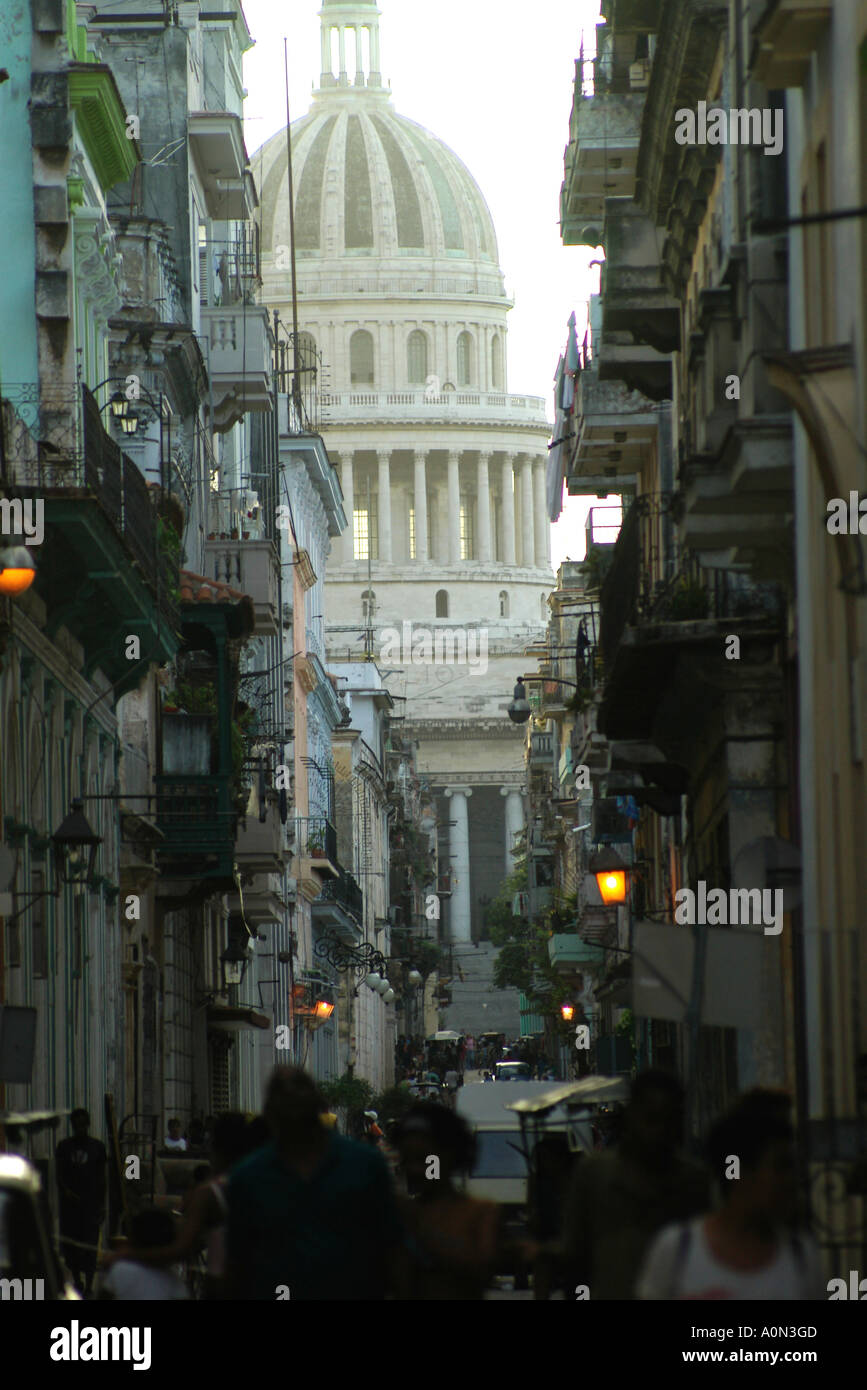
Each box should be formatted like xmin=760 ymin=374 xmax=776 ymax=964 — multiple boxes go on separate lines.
xmin=560 ymin=51 xmax=646 ymax=246
xmin=566 ymin=368 xmax=659 ymax=495
xmin=548 ymin=934 xmax=607 ymax=974
xmin=295 ymin=816 xmax=340 ymax=895
xmin=202 ymin=304 xmax=272 ymax=431
xmin=312 ymin=865 xmax=364 ymax=942
xmin=0 ymin=384 xmax=178 ymax=691
xmin=595 ymin=329 xmax=672 ymax=402
xmin=235 ymin=791 xmax=285 ymax=875
xmin=597 ymin=493 xmax=785 ymax=741
xmin=600 ymin=201 xmax=680 ymax=354
xmin=203 ymin=538 xmax=280 ymax=637
xmin=529 ymin=731 xmax=554 ymax=766
xmin=751 ymin=0 xmax=832 ymax=88
xmin=679 ymin=418 xmax=794 ymax=579
xmin=188 ymin=112 xmax=255 ymax=219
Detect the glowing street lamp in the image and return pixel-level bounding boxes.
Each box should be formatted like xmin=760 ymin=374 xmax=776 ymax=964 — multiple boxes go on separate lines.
xmin=560 ymin=1002 xmax=575 ymax=1023
xmin=0 ymin=543 xmax=35 ymax=596
xmin=590 ymin=848 xmax=629 ymax=906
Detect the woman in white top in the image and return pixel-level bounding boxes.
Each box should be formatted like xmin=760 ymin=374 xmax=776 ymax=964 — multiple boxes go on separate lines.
xmin=637 ymin=1089 xmax=825 ymax=1300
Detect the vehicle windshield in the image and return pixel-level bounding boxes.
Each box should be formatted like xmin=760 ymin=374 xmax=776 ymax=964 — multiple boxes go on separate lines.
xmin=496 ymin=1063 xmax=530 ymax=1079
xmin=470 ymin=1131 xmax=529 ymax=1179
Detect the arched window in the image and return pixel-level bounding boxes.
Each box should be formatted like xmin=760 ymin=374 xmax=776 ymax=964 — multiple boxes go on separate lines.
xmin=499 ymin=590 xmax=509 ymax=618
xmin=435 ymin=589 xmax=449 ymax=618
xmin=457 ymin=331 xmax=474 ymax=387
xmin=407 ymin=330 xmax=429 ymax=385
xmin=362 ymin=589 xmax=376 ymax=622
xmin=491 ymin=333 xmax=503 ymax=389
xmin=297 ymin=331 xmax=317 ymax=369
xmin=350 ymin=330 xmax=375 ymax=385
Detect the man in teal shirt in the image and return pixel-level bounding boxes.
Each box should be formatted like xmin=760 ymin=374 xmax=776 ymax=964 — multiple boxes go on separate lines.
xmin=226 ymin=1067 xmax=404 ymax=1300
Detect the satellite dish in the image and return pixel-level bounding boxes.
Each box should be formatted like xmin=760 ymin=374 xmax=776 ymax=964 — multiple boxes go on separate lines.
xmin=732 ymin=837 xmax=802 ymax=912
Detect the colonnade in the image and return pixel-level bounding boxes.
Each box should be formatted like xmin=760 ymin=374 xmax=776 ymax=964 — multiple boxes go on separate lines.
xmin=332 ymin=449 xmax=552 ymax=568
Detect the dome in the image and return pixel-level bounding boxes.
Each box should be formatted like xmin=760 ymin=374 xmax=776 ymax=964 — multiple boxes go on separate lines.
xmin=254 ymin=94 xmax=502 ymax=275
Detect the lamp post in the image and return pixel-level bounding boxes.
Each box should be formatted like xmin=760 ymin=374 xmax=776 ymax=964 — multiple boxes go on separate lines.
xmin=0 ymin=540 xmax=36 ymax=596
xmin=92 ymin=377 xmax=169 ymax=497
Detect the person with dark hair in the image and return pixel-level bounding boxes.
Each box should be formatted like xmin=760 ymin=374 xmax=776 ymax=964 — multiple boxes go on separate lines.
xmin=225 ymin=1067 xmax=404 ymax=1300
xmin=99 ymin=1208 xmax=189 ymax=1300
xmin=101 ymin=1111 xmax=256 ymax=1298
xmin=55 ymin=1108 xmax=107 ymax=1297
xmin=637 ymin=1090 xmax=824 ymax=1299
xmin=393 ymin=1102 xmax=503 ymax=1299
xmin=553 ymin=1070 xmax=710 ymax=1299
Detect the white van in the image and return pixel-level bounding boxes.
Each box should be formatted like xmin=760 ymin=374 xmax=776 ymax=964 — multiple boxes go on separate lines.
xmin=456 ymin=1082 xmax=593 ymax=1284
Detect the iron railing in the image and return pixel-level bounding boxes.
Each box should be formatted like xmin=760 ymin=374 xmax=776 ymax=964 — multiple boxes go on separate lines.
xmin=599 ymin=492 xmax=783 ymax=667
xmin=297 ymin=815 xmax=338 ymax=862
xmin=317 ymin=865 xmax=364 ymax=923
xmin=0 ymin=383 xmax=177 ymax=624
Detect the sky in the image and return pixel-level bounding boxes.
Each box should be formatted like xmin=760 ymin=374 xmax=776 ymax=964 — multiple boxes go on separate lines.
xmin=240 ymin=0 xmax=604 ymax=567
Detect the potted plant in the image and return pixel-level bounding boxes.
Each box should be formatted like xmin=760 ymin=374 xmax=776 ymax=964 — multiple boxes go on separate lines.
xmin=308 ymin=830 xmax=326 ymax=857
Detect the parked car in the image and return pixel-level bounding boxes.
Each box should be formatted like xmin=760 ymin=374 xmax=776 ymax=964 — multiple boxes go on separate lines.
xmin=0 ymin=1153 xmax=80 ymax=1300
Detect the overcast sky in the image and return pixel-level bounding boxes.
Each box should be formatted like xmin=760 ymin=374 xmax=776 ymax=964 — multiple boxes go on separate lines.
xmin=241 ymin=0 xmax=604 ymax=566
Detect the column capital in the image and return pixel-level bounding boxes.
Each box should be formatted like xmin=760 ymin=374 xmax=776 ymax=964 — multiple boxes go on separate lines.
xmin=444 ymin=785 xmax=473 ymax=799
xmin=376 ymin=447 xmax=391 ymax=464
xmin=413 ymin=447 xmax=429 ymax=463
xmin=477 ymin=449 xmax=493 ymax=464
xmin=499 ymin=786 xmax=523 ymax=798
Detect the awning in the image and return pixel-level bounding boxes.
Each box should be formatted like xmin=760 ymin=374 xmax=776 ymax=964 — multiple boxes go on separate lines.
xmin=505 ymin=1074 xmax=630 ymax=1115
xmin=206 ymin=1005 xmax=270 ymax=1032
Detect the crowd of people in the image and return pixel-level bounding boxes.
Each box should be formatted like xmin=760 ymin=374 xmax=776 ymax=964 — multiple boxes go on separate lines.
xmin=46 ymin=1066 xmax=828 ymax=1301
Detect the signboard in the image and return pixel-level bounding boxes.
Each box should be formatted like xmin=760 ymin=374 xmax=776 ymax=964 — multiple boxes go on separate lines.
xmin=632 ymin=921 xmax=776 ymax=1030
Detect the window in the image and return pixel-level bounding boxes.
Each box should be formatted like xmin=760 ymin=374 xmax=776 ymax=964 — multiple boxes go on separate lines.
xmin=435 ymin=590 xmax=449 ymax=618
xmin=499 ymin=590 xmax=509 ymax=618
xmin=407 ymin=330 xmax=428 ymax=384
xmin=297 ymin=331 xmax=317 ymax=369
xmin=460 ymin=493 xmax=474 ymax=560
xmin=457 ymin=331 xmax=474 ymax=387
xmin=362 ymin=589 xmax=376 ymax=622
xmin=491 ymin=333 xmax=503 ymax=389
xmin=350 ymin=329 xmax=375 ymax=385
xmin=353 ymin=501 xmax=378 ymax=561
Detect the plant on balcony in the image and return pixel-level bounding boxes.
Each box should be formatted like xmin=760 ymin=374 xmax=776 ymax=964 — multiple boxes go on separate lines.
xmin=156 ymin=516 xmax=182 ymax=605
xmin=665 ymin=580 xmax=710 ymax=621
xmin=308 ymin=829 xmax=326 ymax=857
xmin=582 ymin=544 xmax=613 ymax=592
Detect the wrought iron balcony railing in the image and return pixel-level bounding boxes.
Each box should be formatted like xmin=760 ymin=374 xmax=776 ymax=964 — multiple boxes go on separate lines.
xmin=0 ymin=383 xmax=177 ymax=624
xmin=599 ymin=493 xmax=783 ymax=667
xmin=296 ymin=815 xmax=338 ymax=863
xmin=317 ymin=864 xmax=364 ymax=923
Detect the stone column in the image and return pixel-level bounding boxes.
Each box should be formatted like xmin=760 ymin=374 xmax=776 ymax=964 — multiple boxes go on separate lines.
xmin=355 ymin=25 xmax=364 ymax=82
xmin=501 ymin=455 xmax=516 ymax=565
xmin=413 ymin=450 xmax=429 ymax=563
xmin=337 ymin=453 xmax=353 ymax=564
xmin=447 ymin=449 xmax=461 ymax=563
xmin=533 ymin=456 xmax=549 ymax=568
xmin=445 ymin=786 xmax=472 ymax=943
xmin=338 ymin=26 xmax=346 ymax=78
xmin=476 ymin=451 xmax=492 ymax=563
xmin=321 ymin=25 xmax=332 ymax=77
xmin=370 ymin=25 xmax=380 ymax=76
xmin=500 ymin=788 xmax=525 ymax=876
xmin=436 ymin=476 xmax=449 ymax=562
xmin=377 ymin=449 xmax=392 ymax=562
xmin=520 ymin=454 xmax=534 ymax=568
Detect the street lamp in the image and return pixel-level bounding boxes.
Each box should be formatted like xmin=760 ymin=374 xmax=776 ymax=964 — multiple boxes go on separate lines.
xmin=0 ymin=541 xmax=36 ymax=596
xmin=560 ymin=1002 xmax=575 ymax=1023
xmin=51 ymin=800 xmax=102 ymax=887
xmin=590 ymin=847 xmax=629 ymax=906
xmin=507 ymin=678 xmax=532 ymax=725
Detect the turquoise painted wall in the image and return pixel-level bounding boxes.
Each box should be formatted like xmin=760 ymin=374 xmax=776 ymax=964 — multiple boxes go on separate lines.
xmin=0 ymin=3 xmax=38 ymax=388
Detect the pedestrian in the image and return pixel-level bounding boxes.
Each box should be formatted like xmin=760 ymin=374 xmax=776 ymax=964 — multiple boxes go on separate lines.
xmin=393 ymin=1103 xmax=501 ymax=1299
xmin=553 ymin=1070 xmax=710 ymax=1300
xmin=164 ymin=1118 xmax=187 ymax=1151
xmin=55 ymin=1108 xmax=107 ymax=1297
xmin=99 ymin=1208 xmax=189 ymax=1301
xmin=101 ymin=1112 xmax=254 ymax=1299
xmin=225 ymin=1067 xmax=404 ymax=1300
xmin=636 ymin=1090 xmax=824 ymax=1299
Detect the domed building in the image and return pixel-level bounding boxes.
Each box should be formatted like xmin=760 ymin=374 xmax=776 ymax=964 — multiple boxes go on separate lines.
xmin=253 ymin=2 xmax=553 ymax=1023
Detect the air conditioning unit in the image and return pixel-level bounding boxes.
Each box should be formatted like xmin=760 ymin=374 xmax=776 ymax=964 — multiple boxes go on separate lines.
xmin=629 ymin=59 xmax=650 ymax=89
